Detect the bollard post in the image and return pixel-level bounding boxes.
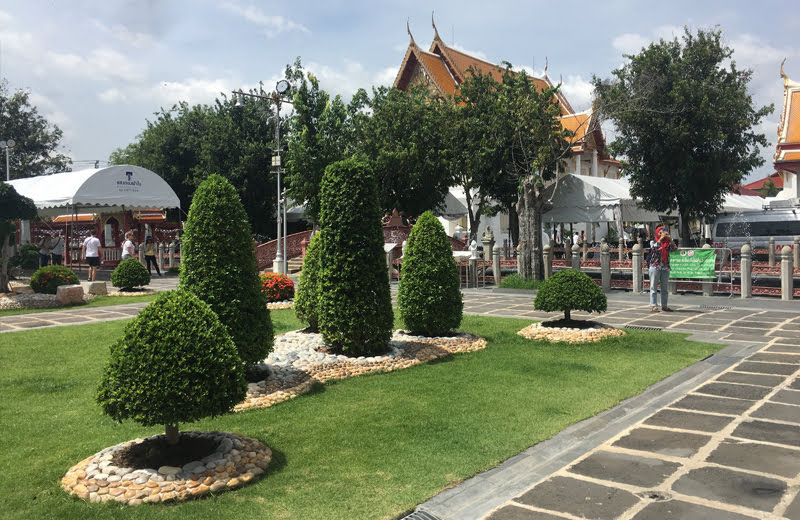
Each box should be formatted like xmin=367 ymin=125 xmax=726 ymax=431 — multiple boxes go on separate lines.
xmin=493 ymin=245 xmax=502 ymax=286
xmin=794 ymin=237 xmax=799 ymax=267
xmin=740 ymin=243 xmax=752 ymax=299
xmin=600 ymin=239 xmax=611 ymax=292
xmin=503 ymin=239 xmax=509 ymax=259
xmin=385 ymin=249 xmax=393 ymax=282
xmin=543 ymin=244 xmax=553 ymax=279
xmin=618 ymin=237 xmax=625 ymax=262
xmin=157 ymin=242 xmax=165 ymax=272
xmin=781 ymin=246 xmax=793 ymax=301
xmin=168 ymin=241 xmax=175 ymax=269
xmin=702 ymin=243 xmax=713 ymax=297
xmin=571 ymin=244 xmax=581 ymax=270
xmin=632 ymin=242 xmax=643 ymax=293
xmin=769 ymin=237 xmax=776 ymax=267
xmin=565 ymin=238 xmax=572 ymax=261
xmin=582 ymin=239 xmax=589 ymax=262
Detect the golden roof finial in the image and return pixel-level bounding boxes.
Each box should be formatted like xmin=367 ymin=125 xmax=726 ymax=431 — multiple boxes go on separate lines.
xmin=781 ymin=58 xmax=788 ymax=86
xmin=407 ymin=19 xmax=416 ymax=47
xmin=544 ymin=57 xmax=548 ymax=76
xmin=432 ymin=11 xmax=440 ymax=41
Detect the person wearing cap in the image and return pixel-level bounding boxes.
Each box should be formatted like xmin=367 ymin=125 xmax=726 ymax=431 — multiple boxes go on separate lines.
xmin=648 ymin=226 xmax=678 ymax=312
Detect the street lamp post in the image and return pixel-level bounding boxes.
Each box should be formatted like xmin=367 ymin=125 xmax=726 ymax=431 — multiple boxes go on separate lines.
xmin=233 ymin=81 xmax=292 ymax=275
xmin=0 ymin=139 xmax=16 ymax=181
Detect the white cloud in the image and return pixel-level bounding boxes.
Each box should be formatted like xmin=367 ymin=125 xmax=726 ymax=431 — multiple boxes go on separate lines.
xmin=46 ymin=48 xmax=145 ymax=82
xmin=611 ymin=33 xmax=649 ymax=54
xmin=27 ymin=90 xmax=71 ymax=131
xmin=90 ymin=19 xmax=159 ymax=49
xmin=220 ymin=2 xmax=310 ymax=37
xmin=561 ymin=75 xmax=594 ymax=111
xmin=148 ymin=78 xmax=235 ymax=107
xmin=374 ymin=66 xmax=399 ymax=87
xmin=98 ymin=88 xmax=127 ymax=103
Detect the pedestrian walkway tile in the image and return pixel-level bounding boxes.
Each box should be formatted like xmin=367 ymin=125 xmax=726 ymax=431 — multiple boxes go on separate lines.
xmin=631 ymin=499 xmax=759 ymax=519
xmin=715 ymin=372 xmax=786 ymax=387
xmin=694 ymin=382 xmax=772 ymax=401
xmin=672 ymin=466 xmax=786 ymax=512
xmin=790 ymin=378 xmax=800 ymax=390
xmin=736 ymin=361 xmax=799 ymax=375
xmin=769 ymin=345 xmax=800 ymax=354
xmin=568 ymin=450 xmax=680 ymax=487
xmin=486 ymin=504 xmax=567 ymax=519
xmin=748 ymin=352 xmax=800 ymax=364
xmin=515 ymin=476 xmax=640 ymax=519
xmin=707 ymin=440 xmax=800 ymax=478
xmin=644 ymin=409 xmax=734 ymax=432
xmin=771 ymin=389 xmax=800 ymax=406
xmin=732 ymin=419 xmax=800 ymax=447
xmin=612 ymin=427 xmax=711 ymax=458
xmin=782 ymin=492 xmax=800 ymax=519
xmin=751 ymin=402 xmax=800 ymax=423
xmin=671 ymin=394 xmax=754 ymax=415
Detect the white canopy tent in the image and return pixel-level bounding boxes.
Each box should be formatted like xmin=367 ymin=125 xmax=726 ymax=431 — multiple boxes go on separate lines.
xmin=541 ymin=174 xmax=659 ymax=224
xmin=721 ymin=193 xmax=764 ymax=212
xmin=8 ymin=165 xmax=180 ymax=216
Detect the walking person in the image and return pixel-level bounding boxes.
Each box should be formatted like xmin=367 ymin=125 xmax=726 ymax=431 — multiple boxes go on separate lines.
xmin=38 ymin=234 xmax=52 ymax=267
xmin=121 ymin=231 xmax=135 ymax=260
xmin=81 ymin=230 xmax=102 ymax=282
xmin=648 ymin=226 xmax=678 ymax=312
xmin=143 ymin=237 xmax=161 ymax=277
xmin=50 ymin=230 xmax=65 ymax=265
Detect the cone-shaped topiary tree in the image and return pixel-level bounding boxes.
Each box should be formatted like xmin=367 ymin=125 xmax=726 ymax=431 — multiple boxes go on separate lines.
xmin=111 ymin=258 xmax=151 ymax=291
xmin=97 ymin=290 xmax=247 ymax=445
xmin=398 ymin=211 xmax=462 ymax=335
xmin=179 ymin=173 xmax=273 ymax=366
xmin=294 ymin=231 xmax=322 ymax=331
xmin=534 ymin=269 xmax=607 ymax=321
xmin=318 ymin=157 xmax=393 ymax=355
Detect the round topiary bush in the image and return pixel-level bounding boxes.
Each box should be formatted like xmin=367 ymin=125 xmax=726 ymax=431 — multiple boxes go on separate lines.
xmin=317 ymin=157 xmax=393 ymax=356
xmin=179 ymin=174 xmax=273 ymax=367
xmin=97 ymin=290 xmax=247 ymax=445
xmin=259 ymin=272 xmax=294 ymax=302
xmin=111 ymin=258 xmax=151 ymax=290
xmin=398 ymin=211 xmax=463 ymax=336
xmin=30 ymin=264 xmax=79 ymax=294
xmin=534 ymin=269 xmax=607 ymax=321
xmin=294 ymin=232 xmax=322 ymax=330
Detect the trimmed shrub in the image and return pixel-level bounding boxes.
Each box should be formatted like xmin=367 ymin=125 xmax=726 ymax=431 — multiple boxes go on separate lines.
xmin=30 ymin=264 xmax=79 ymax=294
xmin=318 ymin=157 xmax=393 ymax=356
xmin=398 ymin=211 xmax=462 ymax=336
xmin=11 ymin=243 xmax=39 ymax=269
xmin=110 ymin=258 xmax=151 ymax=290
xmin=534 ymin=269 xmax=607 ymax=321
xmin=179 ymin=174 xmax=273 ymax=367
xmin=97 ymin=290 xmax=246 ymax=444
xmin=294 ymin=232 xmax=322 ymax=330
xmin=259 ymin=272 xmax=295 ymax=302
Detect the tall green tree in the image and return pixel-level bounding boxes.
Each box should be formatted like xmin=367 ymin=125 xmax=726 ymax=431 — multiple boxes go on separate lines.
xmin=284 ymin=60 xmax=352 ymax=223
xmin=593 ymin=28 xmax=773 ymax=245
xmin=0 ymin=80 xmax=71 ymax=178
xmin=0 ymin=181 xmax=37 ymax=292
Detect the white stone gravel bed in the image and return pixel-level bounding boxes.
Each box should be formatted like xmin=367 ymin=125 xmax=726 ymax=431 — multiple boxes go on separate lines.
xmin=236 ymin=329 xmax=487 ymax=411
xmin=517 ymin=322 xmax=626 ymax=343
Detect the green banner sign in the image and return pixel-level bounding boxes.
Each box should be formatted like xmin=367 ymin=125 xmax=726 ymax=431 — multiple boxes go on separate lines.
xmin=669 ymin=249 xmax=716 ymax=279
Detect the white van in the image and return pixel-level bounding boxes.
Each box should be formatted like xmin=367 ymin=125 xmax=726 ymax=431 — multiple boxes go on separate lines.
xmin=712 ymin=209 xmax=800 ymax=250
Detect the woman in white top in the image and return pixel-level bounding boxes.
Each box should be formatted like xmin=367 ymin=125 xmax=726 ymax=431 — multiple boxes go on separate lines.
xmin=121 ymin=231 xmax=135 ymax=260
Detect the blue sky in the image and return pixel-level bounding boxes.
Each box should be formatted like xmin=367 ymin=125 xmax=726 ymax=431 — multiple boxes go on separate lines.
xmin=1 ymin=0 xmax=798 ymax=182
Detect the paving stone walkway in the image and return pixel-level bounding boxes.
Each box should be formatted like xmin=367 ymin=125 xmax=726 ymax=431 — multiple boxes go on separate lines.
xmin=4 ymin=281 xmax=800 ymax=519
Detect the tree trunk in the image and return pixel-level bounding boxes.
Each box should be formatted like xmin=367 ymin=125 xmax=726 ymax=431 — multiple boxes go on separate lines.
xmin=464 ymin=190 xmax=481 ymax=244
xmin=0 ymin=234 xmax=11 ymax=293
xmin=516 ymin=180 xmax=545 ymax=280
xmin=679 ymin=210 xmax=692 ymax=247
xmin=165 ymin=424 xmax=180 ymax=445
xmin=507 ymin=204 xmax=519 ymax=249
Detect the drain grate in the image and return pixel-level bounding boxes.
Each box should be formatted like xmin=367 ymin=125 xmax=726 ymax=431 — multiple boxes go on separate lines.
xmin=626 ymin=325 xmax=663 ymax=331
xmin=397 ymin=511 xmax=440 ymax=520
xmin=636 ymin=490 xmax=671 ymax=501
xmin=700 ymin=305 xmax=732 ymax=310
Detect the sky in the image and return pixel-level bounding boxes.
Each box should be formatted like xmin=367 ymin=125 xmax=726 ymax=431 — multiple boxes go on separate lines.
xmin=1 ymin=0 xmax=798 ymax=183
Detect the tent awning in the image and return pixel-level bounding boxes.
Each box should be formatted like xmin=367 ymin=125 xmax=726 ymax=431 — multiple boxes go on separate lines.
xmin=8 ymin=164 xmax=180 ymax=217
xmin=542 ymin=174 xmax=659 ymax=223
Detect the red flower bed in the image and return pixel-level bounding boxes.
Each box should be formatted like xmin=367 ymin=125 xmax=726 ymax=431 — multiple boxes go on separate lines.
xmin=259 ymin=272 xmax=295 ymax=302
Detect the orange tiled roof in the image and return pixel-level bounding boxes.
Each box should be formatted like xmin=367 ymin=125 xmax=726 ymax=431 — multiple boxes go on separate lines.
xmin=775 ymin=61 xmax=800 ymax=173
xmin=743 ymin=172 xmax=784 ymax=190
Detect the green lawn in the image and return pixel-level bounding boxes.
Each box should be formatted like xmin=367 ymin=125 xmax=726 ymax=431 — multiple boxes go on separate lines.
xmin=0 ymin=309 xmax=722 ymax=519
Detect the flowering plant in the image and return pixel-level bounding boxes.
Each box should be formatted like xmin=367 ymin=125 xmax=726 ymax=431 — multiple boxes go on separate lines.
xmin=30 ymin=265 xmax=79 ymax=294
xmin=259 ymin=272 xmax=295 ymax=302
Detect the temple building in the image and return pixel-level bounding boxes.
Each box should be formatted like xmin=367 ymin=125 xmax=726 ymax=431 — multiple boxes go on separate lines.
xmin=393 ymin=18 xmax=619 ymax=241
xmin=774 ymin=60 xmax=800 ymax=202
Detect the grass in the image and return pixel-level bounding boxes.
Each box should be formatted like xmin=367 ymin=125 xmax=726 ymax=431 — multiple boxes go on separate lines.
xmin=0 ymin=309 xmax=722 ymax=519
xmin=498 ymin=273 xmax=544 ymax=291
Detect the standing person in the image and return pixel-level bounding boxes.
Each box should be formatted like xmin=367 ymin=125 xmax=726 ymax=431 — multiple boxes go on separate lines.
xmin=143 ymin=237 xmax=161 ymax=277
xmin=121 ymin=231 xmax=135 ymax=260
xmin=81 ymin=230 xmax=102 ymax=282
xmin=50 ymin=230 xmax=65 ymax=265
xmin=38 ymin=234 xmax=52 ymax=267
xmin=647 ymin=226 xmax=678 ymax=312
xmin=572 ymin=230 xmax=580 ymax=246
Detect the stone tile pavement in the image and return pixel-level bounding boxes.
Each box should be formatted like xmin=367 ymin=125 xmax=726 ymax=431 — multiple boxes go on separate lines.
xmin=5 ymin=280 xmax=800 ymax=519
